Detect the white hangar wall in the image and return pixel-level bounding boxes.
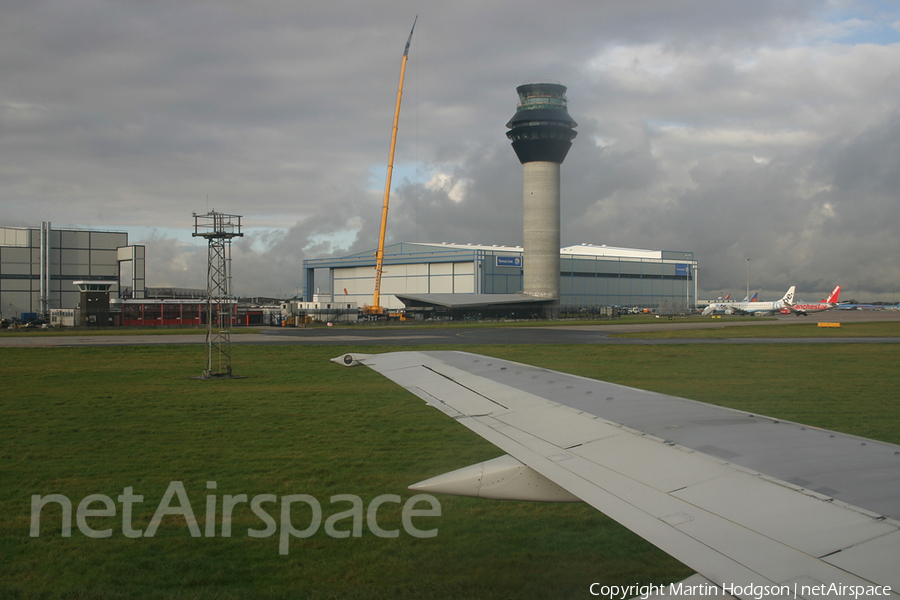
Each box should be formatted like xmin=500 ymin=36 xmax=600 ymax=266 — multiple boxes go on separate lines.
xmin=331 ymin=261 xmax=477 ymax=309
xmin=302 ymin=242 xmax=697 ymax=312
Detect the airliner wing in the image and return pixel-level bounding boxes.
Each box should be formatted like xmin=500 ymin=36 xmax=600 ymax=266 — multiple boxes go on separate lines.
xmin=335 ymin=351 xmax=900 ymax=599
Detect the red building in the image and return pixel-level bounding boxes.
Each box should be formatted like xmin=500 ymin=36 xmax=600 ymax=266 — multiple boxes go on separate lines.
xmin=111 ymin=299 xmax=236 ymax=327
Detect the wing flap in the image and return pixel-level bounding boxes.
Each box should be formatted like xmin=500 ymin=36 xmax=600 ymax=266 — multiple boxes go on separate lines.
xmin=450 ymin=412 xmax=771 ymax=588
xmin=414 ymin=359 xmax=548 ymax=412
xmin=494 ymin=405 xmax=620 ymax=448
xmin=822 ymin=530 xmax=900 ymax=591
xmin=410 ymin=367 xmax=507 ymax=417
xmin=568 ymin=433 xmax=735 ymax=492
xmin=470 ymin=404 xmax=897 ymax=594
xmin=671 ymin=470 xmax=895 ymax=558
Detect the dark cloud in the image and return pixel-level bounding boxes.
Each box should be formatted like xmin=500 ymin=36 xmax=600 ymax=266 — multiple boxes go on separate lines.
xmin=1 ymin=1 xmax=898 ymax=300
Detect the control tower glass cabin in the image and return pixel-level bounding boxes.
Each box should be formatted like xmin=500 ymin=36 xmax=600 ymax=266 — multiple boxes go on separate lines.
xmin=506 ymin=83 xmax=577 ymax=164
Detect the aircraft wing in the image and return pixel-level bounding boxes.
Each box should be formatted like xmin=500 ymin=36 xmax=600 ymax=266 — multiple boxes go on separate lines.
xmin=740 ymin=308 xmax=778 ymax=316
xmin=727 ymin=306 xmax=762 ymax=316
xmin=334 ymin=351 xmax=900 ymax=599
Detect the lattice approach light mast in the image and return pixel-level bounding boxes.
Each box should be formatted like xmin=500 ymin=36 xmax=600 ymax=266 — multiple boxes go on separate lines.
xmin=192 ymin=211 xmax=243 ymax=379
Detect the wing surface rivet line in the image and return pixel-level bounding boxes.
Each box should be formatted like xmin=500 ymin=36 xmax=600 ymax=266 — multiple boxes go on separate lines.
xmin=421 ymin=365 xmax=509 ymax=410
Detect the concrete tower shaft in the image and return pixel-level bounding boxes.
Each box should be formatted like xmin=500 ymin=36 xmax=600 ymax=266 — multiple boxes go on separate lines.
xmin=507 ymin=83 xmax=576 ymax=301
xmin=523 ymin=161 xmax=561 ymax=298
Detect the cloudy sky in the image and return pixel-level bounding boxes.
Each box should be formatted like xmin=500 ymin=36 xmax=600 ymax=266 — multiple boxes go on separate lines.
xmin=2 ymin=0 xmax=899 ymax=301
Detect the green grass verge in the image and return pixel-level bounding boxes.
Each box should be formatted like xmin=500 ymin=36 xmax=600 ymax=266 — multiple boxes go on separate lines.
xmin=0 ymin=327 xmax=260 ymax=337
xmin=610 ymin=321 xmax=900 ymax=338
xmin=1 ymin=343 xmax=898 ymax=599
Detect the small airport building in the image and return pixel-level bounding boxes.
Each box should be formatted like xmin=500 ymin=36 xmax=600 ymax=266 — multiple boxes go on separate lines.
xmin=0 ymin=223 xmax=282 ymax=327
xmin=302 ymin=242 xmax=697 ymax=317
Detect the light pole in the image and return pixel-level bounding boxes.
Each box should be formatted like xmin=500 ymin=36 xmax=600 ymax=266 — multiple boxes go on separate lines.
xmin=746 ymin=257 xmax=750 ymax=301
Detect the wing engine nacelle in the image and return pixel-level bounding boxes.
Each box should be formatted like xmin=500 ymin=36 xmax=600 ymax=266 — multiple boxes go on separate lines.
xmin=409 ymin=454 xmax=582 ymax=502
xmin=330 ymin=353 xmax=373 ymax=367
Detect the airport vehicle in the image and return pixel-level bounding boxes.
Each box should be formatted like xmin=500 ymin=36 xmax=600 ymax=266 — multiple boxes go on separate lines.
xmin=701 ymin=286 xmax=795 ymax=316
xmin=335 ymin=350 xmax=899 ymax=598
xmin=785 ymin=285 xmax=841 ymax=316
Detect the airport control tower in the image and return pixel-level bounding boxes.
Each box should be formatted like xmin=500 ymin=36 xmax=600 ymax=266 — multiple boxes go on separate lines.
xmin=507 ymin=83 xmax=577 ymax=302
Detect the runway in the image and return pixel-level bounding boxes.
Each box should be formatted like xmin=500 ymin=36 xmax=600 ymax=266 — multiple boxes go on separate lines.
xmin=2 ymin=310 xmax=898 ymax=347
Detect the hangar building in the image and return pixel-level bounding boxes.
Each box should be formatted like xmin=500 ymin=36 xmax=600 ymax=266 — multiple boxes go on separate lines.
xmin=0 ymin=223 xmax=145 ymax=320
xmin=302 ymin=241 xmax=697 ymax=316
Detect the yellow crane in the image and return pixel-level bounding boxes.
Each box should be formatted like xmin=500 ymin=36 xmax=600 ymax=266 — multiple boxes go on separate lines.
xmin=366 ymin=16 xmax=416 ymax=317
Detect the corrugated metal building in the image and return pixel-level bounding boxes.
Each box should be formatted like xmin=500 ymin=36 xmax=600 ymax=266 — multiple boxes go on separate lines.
xmin=0 ymin=223 xmax=145 ymax=319
xmin=302 ymin=242 xmax=698 ymax=313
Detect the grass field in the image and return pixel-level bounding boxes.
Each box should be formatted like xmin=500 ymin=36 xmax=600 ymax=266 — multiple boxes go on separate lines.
xmin=611 ymin=321 xmax=900 ymax=338
xmin=2 ymin=342 xmax=898 ymax=599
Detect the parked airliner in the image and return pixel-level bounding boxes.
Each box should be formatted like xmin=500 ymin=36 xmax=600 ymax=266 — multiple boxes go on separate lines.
xmin=701 ymin=286 xmax=795 ymax=316
xmin=785 ymin=285 xmax=840 ymax=316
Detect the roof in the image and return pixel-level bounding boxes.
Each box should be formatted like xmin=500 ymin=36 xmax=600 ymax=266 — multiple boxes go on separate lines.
xmin=319 ymin=242 xmax=522 ymax=263
xmin=405 ymin=242 xmax=523 ymax=252
xmin=395 ymin=293 xmax=552 ymax=309
xmin=304 ymin=241 xmax=689 ymax=268
xmin=561 ymin=243 xmax=662 ymax=259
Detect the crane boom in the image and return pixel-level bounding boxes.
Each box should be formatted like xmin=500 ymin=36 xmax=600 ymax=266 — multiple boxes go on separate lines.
xmin=369 ymin=16 xmax=416 ymax=315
